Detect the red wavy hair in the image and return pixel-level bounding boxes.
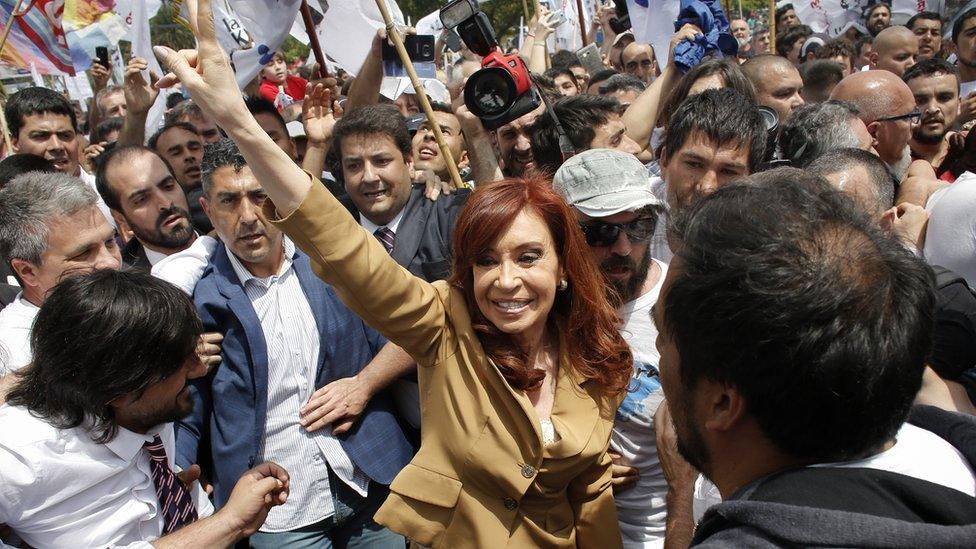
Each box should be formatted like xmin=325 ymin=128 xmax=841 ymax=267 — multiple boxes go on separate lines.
xmin=449 ymin=177 xmax=632 ymax=395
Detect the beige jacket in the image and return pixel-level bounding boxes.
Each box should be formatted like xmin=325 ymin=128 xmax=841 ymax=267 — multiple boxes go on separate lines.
xmin=268 ymin=180 xmax=624 ymax=548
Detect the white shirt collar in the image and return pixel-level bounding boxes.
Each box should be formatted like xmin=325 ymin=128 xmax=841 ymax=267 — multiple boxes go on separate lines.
xmin=102 ymin=423 xmax=164 ymax=462
xmin=143 ymin=246 xmax=168 ymax=267
xmin=359 ymin=206 xmax=405 ymax=236
xmin=226 ymin=236 xmax=296 ymax=286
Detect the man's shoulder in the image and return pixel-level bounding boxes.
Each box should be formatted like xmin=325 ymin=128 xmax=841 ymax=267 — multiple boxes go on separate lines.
xmin=0 ymin=405 xmax=61 ymax=449
xmin=403 ymin=185 xmax=471 ymax=221
xmin=0 ymin=295 xmax=34 ymax=329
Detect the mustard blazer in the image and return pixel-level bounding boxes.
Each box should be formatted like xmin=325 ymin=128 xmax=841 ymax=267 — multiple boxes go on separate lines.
xmin=268 ymin=179 xmax=624 ymax=548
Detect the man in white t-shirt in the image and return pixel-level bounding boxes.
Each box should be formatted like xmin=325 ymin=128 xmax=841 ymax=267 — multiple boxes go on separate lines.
xmin=553 ymin=149 xmax=670 ymax=547
xmin=0 ymin=172 xmax=121 ymax=376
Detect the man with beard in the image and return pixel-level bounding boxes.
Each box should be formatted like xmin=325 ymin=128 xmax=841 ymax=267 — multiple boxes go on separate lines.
xmin=831 ymin=70 xmax=917 ymax=181
xmin=553 ymin=149 xmax=670 ymax=547
xmin=148 ymin=122 xmax=212 ymax=233
xmin=904 ymin=59 xmax=960 ymax=171
xmin=730 ymin=18 xmax=752 ymax=59
xmin=493 ymin=103 xmax=546 ymax=177
xmin=0 ymin=270 xmax=291 ymax=546
xmin=864 ymin=1 xmax=892 ymax=37
xmin=96 ymin=146 xmax=197 ymax=271
xmin=655 ymin=170 xmax=976 ymax=547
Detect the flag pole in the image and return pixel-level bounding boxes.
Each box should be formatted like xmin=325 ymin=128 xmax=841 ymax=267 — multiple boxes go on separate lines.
xmin=575 ymin=0 xmax=587 ymax=46
xmin=372 ymin=0 xmax=465 ymax=189
xmin=0 ymin=0 xmax=26 ymax=157
xmin=0 ymin=0 xmax=26 ymax=59
xmin=768 ymin=0 xmax=776 ymax=53
xmin=300 ymin=0 xmax=329 ymax=78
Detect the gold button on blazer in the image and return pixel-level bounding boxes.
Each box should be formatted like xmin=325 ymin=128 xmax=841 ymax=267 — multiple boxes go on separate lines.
xmin=268 ymin=179 xmax=625 ymax=548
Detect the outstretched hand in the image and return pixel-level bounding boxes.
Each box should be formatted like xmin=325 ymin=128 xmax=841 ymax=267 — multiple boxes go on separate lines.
xmin=152 ymin=0 xmax=246 ymax=127
xmin=302 ymin=83 xmax=342 ymax=146
xmin=124 ymin=57 xmax=160 ymax=115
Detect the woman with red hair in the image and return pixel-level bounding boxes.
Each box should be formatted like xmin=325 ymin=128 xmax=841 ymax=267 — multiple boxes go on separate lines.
xmin=155 ymin=3 xmax=632 ymax=545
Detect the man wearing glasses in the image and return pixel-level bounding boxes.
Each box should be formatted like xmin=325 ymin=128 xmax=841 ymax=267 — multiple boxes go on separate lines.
xmin=552 ymin=148 xmax=671 ymax=546
xmin=832 ymin=70 xmax=919 ymax=180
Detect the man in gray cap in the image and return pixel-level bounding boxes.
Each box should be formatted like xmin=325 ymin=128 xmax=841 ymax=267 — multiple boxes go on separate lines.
xmin=553 ymin=148 xmax=670 ymax=546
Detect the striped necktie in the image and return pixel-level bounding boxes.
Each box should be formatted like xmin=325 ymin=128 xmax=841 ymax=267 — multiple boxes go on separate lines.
xmin=374 ymin=227 xmax=395 ymax=254
xmin=144 ymin=435 xmax=198 ymax=533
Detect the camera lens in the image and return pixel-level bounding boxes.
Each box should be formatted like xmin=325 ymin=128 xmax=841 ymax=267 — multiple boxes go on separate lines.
xmin=465 ymin=67 xmax=516 ymax=117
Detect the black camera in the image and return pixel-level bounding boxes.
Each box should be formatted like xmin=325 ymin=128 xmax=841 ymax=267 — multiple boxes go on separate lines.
xmin=440 ymin=0 xmax=540 ymax=130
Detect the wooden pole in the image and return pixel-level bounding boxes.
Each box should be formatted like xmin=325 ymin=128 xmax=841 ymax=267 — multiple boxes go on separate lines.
xmin=373 ymin=0 xmax=464 ymax=190
xmin=768 ymin=0 xmax=776 ymax=54
xmin=300 ymin=0 xmax=329 ymax=78
xmin=0 ymin=0 xmax=26 ymax=156
xmin=521 ymin=0 xmax=531 ymax=25
xmin=575 ymin=0 xmax=587 ymax=47
xmin=0 ymin=0 xmax=26 ymax=60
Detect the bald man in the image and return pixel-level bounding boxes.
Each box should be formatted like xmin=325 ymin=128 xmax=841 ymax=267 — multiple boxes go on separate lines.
xmin=831 ymin=70 xmax=917 ymax=180
xmin=742 ymin=55 xmax=805 ymax=128
xmin=622 ymin=42 xmax=658 ymax=85
xmin=869 ymin=26 xmax=919 ymax=77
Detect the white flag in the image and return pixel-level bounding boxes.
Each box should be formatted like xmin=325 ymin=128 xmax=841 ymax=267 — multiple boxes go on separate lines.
xmin=314 ymin=0 xmax=405 ymax=76
xmin=119 ymin=0 xmax=168 ymax=135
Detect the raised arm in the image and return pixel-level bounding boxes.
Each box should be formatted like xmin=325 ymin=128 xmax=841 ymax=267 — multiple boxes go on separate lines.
xmin=153 ymin=0 xmax=447 ymax=359
xmin=622 ymin=25 xmax=701 ymax=147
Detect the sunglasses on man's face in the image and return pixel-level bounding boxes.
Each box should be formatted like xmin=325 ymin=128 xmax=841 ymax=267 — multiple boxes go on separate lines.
xmin=579 ymin=216 xmax=658 ymax=247
xmin=876 ymin=110 xmax=921 ymax=124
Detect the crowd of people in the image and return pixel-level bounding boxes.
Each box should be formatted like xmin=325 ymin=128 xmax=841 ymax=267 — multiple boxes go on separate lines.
xmin=1 ymin=0 xmax=976 ymax=547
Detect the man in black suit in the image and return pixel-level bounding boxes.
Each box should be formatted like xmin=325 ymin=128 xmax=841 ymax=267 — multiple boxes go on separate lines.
xmin=95 ymin=146 xmax=197 ymax=271
xmin=330 ymin=104 xmax=469 ymax=283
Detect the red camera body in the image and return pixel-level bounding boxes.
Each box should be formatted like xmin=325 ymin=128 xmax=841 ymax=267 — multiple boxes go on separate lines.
xmin=481 ymin=50 xmax=533 ymax=96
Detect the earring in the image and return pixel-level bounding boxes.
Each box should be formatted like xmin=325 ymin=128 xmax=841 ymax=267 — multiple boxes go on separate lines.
xmin=558 ymin=279 xmax=568 ymax=291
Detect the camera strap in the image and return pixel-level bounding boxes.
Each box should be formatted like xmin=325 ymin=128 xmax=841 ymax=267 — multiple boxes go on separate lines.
xmin=535 ymin=84 xmax=576 ymax=162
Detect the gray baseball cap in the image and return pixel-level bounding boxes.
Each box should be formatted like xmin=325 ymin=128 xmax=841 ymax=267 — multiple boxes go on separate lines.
xmin=552 ymin=149 xmax=661 ymax=217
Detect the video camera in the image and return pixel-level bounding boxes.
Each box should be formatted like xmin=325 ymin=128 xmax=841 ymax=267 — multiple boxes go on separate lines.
xmin=440 ymin=0 xmax=541 ymax=130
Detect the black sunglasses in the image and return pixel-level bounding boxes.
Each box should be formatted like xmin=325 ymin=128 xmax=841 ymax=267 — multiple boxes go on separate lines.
xmin=876 ymin=110 xmax=921 ymax=124
xmin=579 ymin=216 xmax=657 ymax=247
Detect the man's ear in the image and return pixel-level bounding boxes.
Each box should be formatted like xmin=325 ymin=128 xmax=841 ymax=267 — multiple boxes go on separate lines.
xmin=9 ymin=258 xmax=40 ymax=292
xmin=658 ymin=146 xmax=670 ymax=170
xmin=868 ymin=50 xmax=880 ymax=68
xmin=199 ymin=194 xmax=211 ymax=218
xmin=10 ymin=135 xmax=19 ymax=153
xmin=702 ymin=382 xmax=748 ymax=433
xmin=866 ymin=120 xmax=883 ymax=149
xmin=457 ymin=150 xmax=470 ymax=170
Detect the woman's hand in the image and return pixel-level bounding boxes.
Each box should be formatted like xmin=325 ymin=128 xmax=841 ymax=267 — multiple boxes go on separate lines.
xmin=152 ymin=0 xmax=247 ymax=128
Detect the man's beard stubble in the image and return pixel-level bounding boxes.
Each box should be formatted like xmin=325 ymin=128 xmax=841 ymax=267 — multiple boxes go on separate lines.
xmin=132 ymin=205 xmax=195 ymax=250
xmin=604 ymin=248 xmax=652 ymax=306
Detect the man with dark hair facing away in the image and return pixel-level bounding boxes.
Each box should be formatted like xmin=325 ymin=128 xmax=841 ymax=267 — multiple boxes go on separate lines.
xmin=656 ymin=169 xmax=976 ymax=547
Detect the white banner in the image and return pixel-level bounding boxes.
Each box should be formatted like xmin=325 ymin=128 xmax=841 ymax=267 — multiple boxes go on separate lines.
xmin=626 ymin=0 xmax=682 ymax=70
xmin=314 ymin=0 xmax=405 ymax=76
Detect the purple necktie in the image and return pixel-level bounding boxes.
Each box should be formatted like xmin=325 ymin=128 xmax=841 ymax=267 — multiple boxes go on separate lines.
xmin=144 ymin=435 xmax=198 ymax=533
xmin=374 ymin=227 xmax=395 ymax=254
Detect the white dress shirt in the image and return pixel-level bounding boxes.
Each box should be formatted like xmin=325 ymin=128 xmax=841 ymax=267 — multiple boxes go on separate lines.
xmin=0 ymin=404 xmax=213 ymax=548
xmin=358 ymin=206 xmax=405 ymax=237
xmin=226 ymin=237 xmax=369 ymax=532
xmin=0 ymin=292 xmax=39 ymax=376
